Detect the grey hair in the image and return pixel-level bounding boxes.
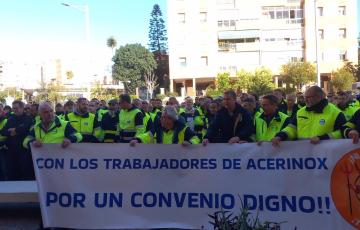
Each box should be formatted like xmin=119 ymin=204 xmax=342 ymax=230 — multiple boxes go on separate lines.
xmin=163 ymin=105 xmax=178 ymax=121
xmin=38 ymin=102 xmax=53 ymax=112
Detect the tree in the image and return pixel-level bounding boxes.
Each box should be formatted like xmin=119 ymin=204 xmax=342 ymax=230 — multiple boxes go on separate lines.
xmin=91 ymin=81 xmax=120 ymax=101
xmin=234 ymin=70 xmax=252 ymax=92
xmin=248 ymin=68 xmax=275 ymax=96
xmin=33 ymin=81 xmax=65 ymax=104
xmin=144 ymin=71 xmax=159 ymax=99
xmin=148 ymin=4 xmax=169 ymax=91
xmin=112 ymin=44 xmax=157 ymax=94
xmin=281 ymin=61 xmax=316 ymax=89
xmin=343 ymin=61 xmax=360 ymax=81
xmin=148 ymin=4 xmax=167 ymax=54
xmin=65 ymin=71 xmax=74 ymax=80
xmin=215 ymin=72 xmax=232 ymax=93
xmin=107 ymin=36 xmax=117 ymax=56
xmin=331 ymin=66 xmax=355 ymax=92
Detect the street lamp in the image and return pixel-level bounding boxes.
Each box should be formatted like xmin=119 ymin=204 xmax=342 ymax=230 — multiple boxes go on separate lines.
xmin=314 ymin=0 xmax=321 ymax=87
xmin=61 ymin=2 xmax=92 ymax=98
xmin=61 ymin=3 xmax=90 ymax=45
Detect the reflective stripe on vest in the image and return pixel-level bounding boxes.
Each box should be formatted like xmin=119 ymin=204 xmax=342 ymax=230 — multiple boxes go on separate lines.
xmin=67 ymin=112 xmax=95 ymax=135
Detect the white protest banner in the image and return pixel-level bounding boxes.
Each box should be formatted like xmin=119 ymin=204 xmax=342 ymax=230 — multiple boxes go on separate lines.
xmin=31 ymin=140 xmax=360 ymax=229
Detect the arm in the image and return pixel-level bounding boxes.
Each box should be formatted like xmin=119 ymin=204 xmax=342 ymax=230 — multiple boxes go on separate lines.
xmin=65 ymin=123 xmax=83 ymax=143
xmin=204 ymin=113 xmax=221 ymax=142
xmin=275 ymin=117 xmax=297 ymax=141
xmin=235 ymin=111 xmax=254 ymax=142
xmin=22 ymin=127 xmax=36 ymax=149
xmin=321 ymin=112 xmax=346 ymax=140
xmin=184 ymin=127 xmax=200 ymax=144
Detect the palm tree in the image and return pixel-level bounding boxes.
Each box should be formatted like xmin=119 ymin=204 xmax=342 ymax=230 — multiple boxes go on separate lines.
xmin=106 ymin=36 xmax=117 ymax=56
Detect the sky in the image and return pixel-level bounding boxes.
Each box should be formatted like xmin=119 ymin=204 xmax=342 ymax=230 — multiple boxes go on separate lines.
xmin=0 ymin=0 xmax=167 ymax=61
xmin=0 ymin=0 xmax=359 ymax=62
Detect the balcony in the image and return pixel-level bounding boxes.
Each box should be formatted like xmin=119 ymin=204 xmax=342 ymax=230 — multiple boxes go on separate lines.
xmin=218 ymin=42 xmax=260 ymax=52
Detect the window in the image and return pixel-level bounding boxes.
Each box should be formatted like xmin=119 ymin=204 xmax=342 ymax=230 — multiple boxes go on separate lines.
xmin=283 ymin=10 xmax=289 ymax=18
xmin=317 ymin=7 xmax=323 ymax=16
xmin=179 ymin=57 xmax=187 ymax=67
xmin=339 ymin=50 xmax=347 ymax=61
xmin=218 ymin=21 xmax=223 ymax=28
xmin=201 ymin=56 xmax=208 ymax=66
xmin=230 ymin=20 xmax=236 ymax=27
xmin=224 ymin=20 xmax=229 ymax=27
xmin=200 ymin=12 xmax=207 ymax=22
xmin=318 ymin=29 xmax=324 ymax=39
xmin=178 ymin=13 xmax=185 ymax=23
xmin=338 ymin=6 xmax=346 ymax=15
xmin=339 ymin=28 xmax=346 ymax=38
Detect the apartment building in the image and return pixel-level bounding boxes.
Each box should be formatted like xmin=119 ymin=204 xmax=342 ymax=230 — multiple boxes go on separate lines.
xmin=168 ymin=0 xmax=358 ymax=96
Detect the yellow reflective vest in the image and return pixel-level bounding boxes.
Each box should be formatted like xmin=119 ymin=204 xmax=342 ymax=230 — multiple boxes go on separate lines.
xmin=255 ymin=112 xmax=290 ymax=141
xmin=65 ymin=112 xmax=101 ymax=142
xmin=23 ymin=117 xmax=82 ymax=148
xmin=118 ymin=106 xmax=144 ymax=142
xmin=282 ymin=102 xmax=345 ymax=140
xmin=136 ymin=121 xmax=200 ymax=144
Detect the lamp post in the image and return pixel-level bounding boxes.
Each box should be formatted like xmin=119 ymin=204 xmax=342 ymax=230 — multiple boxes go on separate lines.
xmin=314 ymin=0 xmax=321 ymax=87
xmin=61 ymin=2 xmax=92 ymax=98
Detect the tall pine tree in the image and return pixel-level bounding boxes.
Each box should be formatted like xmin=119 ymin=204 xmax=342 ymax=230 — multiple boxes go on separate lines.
xmin=148 ymin=4 xmax=167 ymax=54
xmin=148 ymin=4 xmax=169 ymax=91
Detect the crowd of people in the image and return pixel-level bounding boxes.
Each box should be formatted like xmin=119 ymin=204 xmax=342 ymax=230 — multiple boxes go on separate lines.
xmin=0 ymin=85 xmax=359 ymax=181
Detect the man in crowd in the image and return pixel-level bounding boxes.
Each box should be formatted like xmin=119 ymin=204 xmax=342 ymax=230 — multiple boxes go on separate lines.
xmin=296 ymin=92 xmax=306 ymax=108
xmin=194 ymin=97 xmax=211 ymax=140
xmin=118 ymin=94 xmax=145 ymax=143
xmin=55 ymin=103 xmax=65 ymax=119
xmin=272 ymin=86 xmax=346 ymax=146
xmin=30 ymin=103 xmax=40 ymax=124
xmin=139 ymin=100 xmax=153 ymax=132
xmin=1 ymin=100 xmax=34 ymax=180
xmin=65 ymin=98 xmax=102 ymax=143
xmin=63 ymin=100 xmax=75 ymax=115
xmin=273 ymin=89 xmax=287 ymax=114
xmin=255 ymin=95 xmax=290 ymax=142
xmin=130 ymin=105 xmax=199 ymax=145
xmin=101 ymin=99 xmax=120 ymax=143
xmin=0 ymin=104 xmax=7 ymax=180
xmin=336 ymin=91 xmax=358 ymax=121
xmin=180 ymin=97 xmax=198 ymax=131
xmin=23 ymin=102 xmax=82 ymax=148
xmin=285 ymin=94 xmax=299 ymax=120
xmin=4 ymin=105 xmax=12 ymax=118
xmin=203 ymin=90 xmax=254 ymax=144
xmin=241 ymin=97 xmax=261 ymax=119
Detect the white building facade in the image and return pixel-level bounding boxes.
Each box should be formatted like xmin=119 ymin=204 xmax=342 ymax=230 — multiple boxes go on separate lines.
xmin=168 ymin=0 xmax=358 ymax=96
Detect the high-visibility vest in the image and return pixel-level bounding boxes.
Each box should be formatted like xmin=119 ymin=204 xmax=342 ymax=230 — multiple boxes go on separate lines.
xmin=23 ymin=117 xmax=82 ymax=148
xmin=255 ymin=112 xmax=289 ymax=141
xmin=66 ymin=112 xmax=96 ymax=135
xmin=283 ymin=103 xmax=343 ymax=139
xmin=118 ymin=107 xmax=144 ymax=142
xmin=137 ymin=125 xmax=200 ymax=145
xmin=0 ymin=117 xmax=7 ymax=143
xmin=338 ymin=105 xmax=358 ymax=121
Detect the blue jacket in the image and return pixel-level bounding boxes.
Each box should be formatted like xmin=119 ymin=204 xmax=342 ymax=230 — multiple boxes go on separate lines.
xmin=205 ymin=104 xmax=254 ymax=143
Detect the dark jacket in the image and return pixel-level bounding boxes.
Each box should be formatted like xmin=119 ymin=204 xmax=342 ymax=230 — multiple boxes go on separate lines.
xmin=205 ymin=103 xmax=254 ymax=143
xmin=1 ymin=113 xmax=33 ymax=151
xmin=101 ymin=111 xmax=119 ymax=143
xmin=278 ymin=99 xmax=288 ymax=114
xmin=285 ymin=104 xmax=300 ymax=120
